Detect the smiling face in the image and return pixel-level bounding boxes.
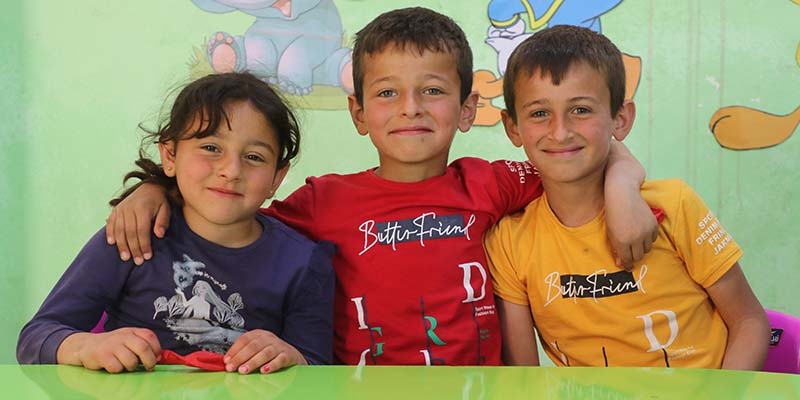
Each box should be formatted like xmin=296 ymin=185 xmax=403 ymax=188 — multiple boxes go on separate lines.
xmin=502 ymin=61 xmax=634 ymax=189
xmin=347 ymin=45 xmax=478 ymax=182
xmin=160 ymin=100 xmax=288 ymax=246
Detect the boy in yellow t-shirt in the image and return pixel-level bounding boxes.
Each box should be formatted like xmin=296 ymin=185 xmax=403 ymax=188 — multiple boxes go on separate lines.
xmin=485 ymin=25 xmax=770 ymax=370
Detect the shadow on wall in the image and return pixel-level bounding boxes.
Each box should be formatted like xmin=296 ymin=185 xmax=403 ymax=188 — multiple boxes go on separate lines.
xmin=0 ymin=1 xmax=29 ymax=363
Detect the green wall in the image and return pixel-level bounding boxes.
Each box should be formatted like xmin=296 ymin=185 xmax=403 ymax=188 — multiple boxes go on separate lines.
xmin=2 ymin=0 xmax=798 ymax=364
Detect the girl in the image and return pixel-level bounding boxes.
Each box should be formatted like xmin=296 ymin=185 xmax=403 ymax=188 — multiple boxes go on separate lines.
xmin=17 ymin=72 xmax=335 ymax=374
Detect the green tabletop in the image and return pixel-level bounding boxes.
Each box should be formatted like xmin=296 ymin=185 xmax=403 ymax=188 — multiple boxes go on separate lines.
xmin=3 ymin=364 xmax=799 ymax=399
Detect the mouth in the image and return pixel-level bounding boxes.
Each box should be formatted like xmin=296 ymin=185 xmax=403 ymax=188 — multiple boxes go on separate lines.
xmin=390 ymin=126 xmax=433 ymax=136
xmin=208 ymin=187 xmax=242 ymax=197
xmin=543 ymin=146 xmax=583 ymax=157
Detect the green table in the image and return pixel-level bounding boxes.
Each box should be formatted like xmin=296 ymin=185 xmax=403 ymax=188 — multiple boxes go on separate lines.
xmin=4 ymin=364 xmax=799 ymax=399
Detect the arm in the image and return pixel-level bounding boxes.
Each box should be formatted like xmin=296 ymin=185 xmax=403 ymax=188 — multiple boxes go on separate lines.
xmin=705 ymin=263 xmax=770 ymax=370
xmin=604 ymin=140 xmax=658 ymax=269
xmin=223 ymin=241 xmax=335 ymax=373
xmin=496 ymin=297 xmax=540 ymax=365
xmin=106 ymin=183 xmax=171 ymax=265
xmin=17 ymin=229 xmax=161 ymax=372
xmin=57 ymin=329 xmax=162 ymax=373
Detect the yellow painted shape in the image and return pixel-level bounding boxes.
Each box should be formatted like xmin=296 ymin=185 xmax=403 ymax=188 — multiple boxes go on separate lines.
xmin=709 ymin=105 xmax=800 ymax=149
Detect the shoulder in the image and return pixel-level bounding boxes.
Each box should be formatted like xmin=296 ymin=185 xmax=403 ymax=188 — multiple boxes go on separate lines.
xmin=256 ymin=213 xmax=336 ymax=255
xmin=450 ymin=157 xmax=535 ymax=180
xmin=641 ymin=178 xmax=696 ymax=205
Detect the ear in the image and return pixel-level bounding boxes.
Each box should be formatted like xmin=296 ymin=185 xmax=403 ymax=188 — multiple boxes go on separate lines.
xmin=269 ymin=162 xmax=291 ymax=198
xmin=347 ymin=95 xmax=369 ymax=136
xmin=612 ymin=100 xmax=636 ymax=141
xmin=500 ymin=109 xmax=524 ymax=148
xmin=158 ymin=141 xmax=177 ymax=177
xmin=457 ymin=91 xmax=480 ymax=133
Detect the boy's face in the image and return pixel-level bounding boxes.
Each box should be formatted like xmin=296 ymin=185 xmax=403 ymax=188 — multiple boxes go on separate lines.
xmin=160 ymin=100 xmax=288 ymax=241
xmin=502 ymin=61 xmax=633 ymax=185
xmin=348 ymin=45 xmax=477 ymax=181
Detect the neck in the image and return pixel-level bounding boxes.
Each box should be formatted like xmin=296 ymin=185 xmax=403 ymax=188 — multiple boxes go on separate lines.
xmin=374 ymin=156 xmax=449 ymax=183
xmin=182 ymin=209 xmax=263 ymax=248
xmin=542 ymin=175 xmax=605 ymax=227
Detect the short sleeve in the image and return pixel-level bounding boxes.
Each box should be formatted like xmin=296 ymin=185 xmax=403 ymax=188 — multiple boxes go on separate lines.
xmin=484 ymin=220 xmax=530 ymax=306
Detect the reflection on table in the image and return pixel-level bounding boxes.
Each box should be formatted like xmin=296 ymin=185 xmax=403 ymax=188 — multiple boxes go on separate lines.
xmin=4 ymin=364 xmax=799 ymax=399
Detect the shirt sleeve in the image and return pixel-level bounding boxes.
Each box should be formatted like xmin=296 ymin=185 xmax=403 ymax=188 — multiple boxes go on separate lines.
xmin=489 ymin=159 xmax=543 ymax=217
xmin=279 ymin=240 xmax=336 ymax=365
xmin=16 ymin=229 xmax=131 ymax=364
xmin=668 ymin=180 xmax=743 ymax=288
xmin=484 ymin=219 xmax=530 ymax=306
xmin=263 ymin=179 xmax=319 ymax=240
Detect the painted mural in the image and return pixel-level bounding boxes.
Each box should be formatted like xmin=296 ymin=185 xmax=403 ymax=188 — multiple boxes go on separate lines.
xmin=4 ymin=0 xmax=799 ymax=365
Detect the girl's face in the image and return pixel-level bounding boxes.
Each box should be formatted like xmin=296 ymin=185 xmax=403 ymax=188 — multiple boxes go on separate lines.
xmin=160 ymin=100 xmax=288 ymax=247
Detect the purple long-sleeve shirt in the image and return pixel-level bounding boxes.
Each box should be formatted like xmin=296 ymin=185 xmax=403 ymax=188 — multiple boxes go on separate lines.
xmin=17 ymin=209 xmax=335 ymax=365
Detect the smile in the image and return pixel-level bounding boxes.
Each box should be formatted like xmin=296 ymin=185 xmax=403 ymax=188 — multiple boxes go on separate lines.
xmin=208 ymin=187 xmax=242 ymax=197
xmin=390 ymin=126 xmax=433 ymax=136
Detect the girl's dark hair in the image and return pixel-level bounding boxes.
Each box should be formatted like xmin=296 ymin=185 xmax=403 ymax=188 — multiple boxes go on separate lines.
xmin=110 ymin=72 xmax=300 ymax=206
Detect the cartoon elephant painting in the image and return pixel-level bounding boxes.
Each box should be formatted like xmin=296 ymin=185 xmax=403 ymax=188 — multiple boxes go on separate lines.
xmin=192 ymin=0 xmax=354 ymax=96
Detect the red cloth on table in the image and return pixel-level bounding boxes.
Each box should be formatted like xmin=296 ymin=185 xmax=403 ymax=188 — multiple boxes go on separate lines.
xmin=159 ymin=349 xmax=226 ymax=371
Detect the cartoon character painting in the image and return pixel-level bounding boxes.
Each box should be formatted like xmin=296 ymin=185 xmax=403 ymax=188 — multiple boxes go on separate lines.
xmin=708 ymin=8 xmax=799 ymax=152
xmin=191 ymin=0 xmax=354 ymax=104
xmin=474 ymin=0 xmax=642 ymax=126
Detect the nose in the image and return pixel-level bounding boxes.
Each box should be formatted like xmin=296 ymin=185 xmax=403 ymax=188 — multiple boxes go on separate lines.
xmin=217 ymin=153 xmax=242 ymax=181
xmin=400 ymin=91 xmax=423 ymax=118
xmin=550 ymin=114 xmax=572 ymax=142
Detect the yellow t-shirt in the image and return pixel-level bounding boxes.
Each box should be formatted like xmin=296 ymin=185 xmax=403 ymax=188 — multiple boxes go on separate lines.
xmin=485 ymin=179 xmax=742 ymax=367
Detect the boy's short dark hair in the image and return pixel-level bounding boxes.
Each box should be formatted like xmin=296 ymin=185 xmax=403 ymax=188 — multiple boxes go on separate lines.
xmin=503 ymin=25 xmax=626 ymax=122
xmin=351 ymin=7 xmax=473 ymax=106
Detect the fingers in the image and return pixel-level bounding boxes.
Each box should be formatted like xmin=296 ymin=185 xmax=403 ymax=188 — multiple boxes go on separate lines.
xmin=131 ymin=329 xmax=162 ymax=371
xmin=133 ymin=208 xmax=154 ymax=265
xmin=225 ymin=330 xmax=300 ymax=374
xmin=111 ymin=210 xmax=133 ymax=262
xmin=154 ymin=202 xmax=171 ymax=238
xmin=82 ymin=329 xmax=162 ymax=373
xmin=106 ymin=209 xmax=118 ymax=246
xmin=261 ymin=353 xmax=293 ymax=374
xmin=117 ymin=206 xmax=145 ymax=265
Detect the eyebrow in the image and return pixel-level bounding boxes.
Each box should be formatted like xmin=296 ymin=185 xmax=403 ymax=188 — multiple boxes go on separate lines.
xmin=520 ymin=96 xmax=600 ymax=109
xmin=249 ymin=138 xmax=277 ymax=154
xmin=366 ymin=73 xmax=451 ymax=87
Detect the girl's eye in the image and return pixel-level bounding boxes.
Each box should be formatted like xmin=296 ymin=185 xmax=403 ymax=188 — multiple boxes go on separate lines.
xmin=201 ymin=144 xmax=220 ymax=152
xmin=245 ymin=154 xmax=265 ymax=163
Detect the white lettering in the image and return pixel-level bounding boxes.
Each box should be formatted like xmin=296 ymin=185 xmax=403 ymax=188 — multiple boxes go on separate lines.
xmin=419 ymin=349 xmax=432 ymax=366
xmin=358 ymin=213 xmax=476 ymax=255
xmin=637 ymin=310 xmax=679 ymax=351
xmin=459 ymin=262 xmax=487 ymax=303
xmin=351 ymin=296 xmax=368 ymax=329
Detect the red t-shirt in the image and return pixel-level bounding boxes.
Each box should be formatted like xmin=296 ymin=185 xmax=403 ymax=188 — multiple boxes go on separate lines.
xmin=264 ymin=157 xmax=542 ymax=365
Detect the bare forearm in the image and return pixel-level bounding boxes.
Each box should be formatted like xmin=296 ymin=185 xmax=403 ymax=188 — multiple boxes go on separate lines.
xmin=606 ymin=140 xmax=645 ymax=189
xmin=721 ymin=317 xmax=770 ymax=370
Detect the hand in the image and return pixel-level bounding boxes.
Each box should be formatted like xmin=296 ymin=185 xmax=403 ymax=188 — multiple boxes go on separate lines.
xmin=105 ymin=183 xmax=171 ymax=265
xmin=57 ymin=328 xmax=162 ymax=373
xmin=604 ymin=140 xmax=658 ymax=270
xmin=605 ymin=194 xmax=658 ymax=269
xmin=224 ymin=330 xmax=307 ymax=374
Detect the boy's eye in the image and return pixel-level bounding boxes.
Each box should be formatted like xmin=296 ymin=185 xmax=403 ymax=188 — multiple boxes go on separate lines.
xmin=530 ymin=110 xmax=548 ymax=118
xmin=573 ymin=107 xmax=591 ymax=114
xmin=201 ymin=144 xmax=220 ymax=152
xmin=423 ymin=87 xmax=444 ymax=95
xmin=377 ymin=89 xmax=395 ymax=97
